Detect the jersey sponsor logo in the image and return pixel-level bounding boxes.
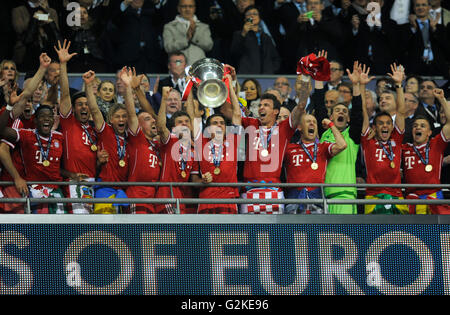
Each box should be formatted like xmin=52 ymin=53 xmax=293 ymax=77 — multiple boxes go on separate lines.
xmin=404 ymin=156 xmax=416 ymax=170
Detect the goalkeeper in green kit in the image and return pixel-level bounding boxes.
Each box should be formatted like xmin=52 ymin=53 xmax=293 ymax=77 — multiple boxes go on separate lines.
xmin=317 ymin=61 xmax=371 ymax=214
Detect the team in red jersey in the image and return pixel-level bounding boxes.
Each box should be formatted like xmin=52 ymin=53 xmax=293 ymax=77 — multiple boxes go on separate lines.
xmin=1 ymin=45 xmax=450 ymax=215
xmin=402 ymin=88 xmax=450 ymax=214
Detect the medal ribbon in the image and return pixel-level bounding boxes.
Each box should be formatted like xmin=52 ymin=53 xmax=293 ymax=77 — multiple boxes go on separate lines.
xmin=81 ymin=124 xmax=97 ymax=146
xmin=210 ymin=142 xmax=223 ymax=168
xmin=378 ymin=140 xmax=394 ymax=162
xmin=179 ymin=144 xmax=187 ymax=171
xmin=115 ymin=134 xmax=127 ymax=160
xmin=259 ymin=125 xmax=275 ymax=151
xmin=412 ymin=141 xmax=430 ymax=166
xmin=299 ymin=140 xmax=317 ymax=164
xmin=148 ymin=139 xmax=161 ymax=163
xmin=34 ymin=129 xmax=52 ymax=163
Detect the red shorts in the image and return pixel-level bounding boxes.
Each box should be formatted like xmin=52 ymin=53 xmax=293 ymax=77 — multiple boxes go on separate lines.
xmin=126 ymin=186 xmax=156 ymax=214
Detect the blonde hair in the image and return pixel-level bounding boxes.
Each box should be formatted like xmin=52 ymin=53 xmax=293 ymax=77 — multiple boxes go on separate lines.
xmin=0 ymin=60 xmax=19 ymax=84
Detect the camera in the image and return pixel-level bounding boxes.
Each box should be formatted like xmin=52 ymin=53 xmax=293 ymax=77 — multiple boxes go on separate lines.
xmin=246 ymin=17 xmax=253 ymax=23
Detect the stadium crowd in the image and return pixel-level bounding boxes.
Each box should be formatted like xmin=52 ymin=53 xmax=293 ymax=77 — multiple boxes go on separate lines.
xmin=0 ymin=0 xmax=449 ymax=215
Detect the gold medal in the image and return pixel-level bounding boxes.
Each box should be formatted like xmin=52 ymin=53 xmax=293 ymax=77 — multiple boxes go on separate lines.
xmin=390 ymin=161 xmax=395 ymax=169
xmin=311 ymin=162 xmax=318 ymax=170
xmin=425 ymin=164 xmax=433 ymax=172
xmin=119 ymin=159 xmax=126 ymax=167
xmin=214 ymin=167 xmax=221 ymax=175
xmin=181 ymin=170 xmax=187 ymax=178
xmin=260 ymin=149 xmax=269 ymax=157
xmin=159 ymin=162 xmax=163 ymax=167
xmin=42 ymin=160 xmax=50 ymax=167
xmin=91 ymin=144 xmax=98 ymax=152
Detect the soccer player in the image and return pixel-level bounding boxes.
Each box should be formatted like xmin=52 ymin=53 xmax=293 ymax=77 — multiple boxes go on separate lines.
xmin=155 ymin=86 xmax=199 ymax=214
xmin=56 ymin=40 xmax=98 ymax=214
xmin=402 ymin=88 xmax=450 ymax=214
xmin=319 ymin=61 xmax=369 ymax=214
xmin=120 ymin=67 xmax=162 ymax=214
xmin=284 ymin=115 xmax=347 ymax=214
xmin=189 ymin=74 xmax=242 ymax=214
xmin=361 ymin=64 xmax=408 ymax=214
xmin=238 ymin=77 xmax=308 ymax=214
xmin=83 ymin=70 xmax=129 ymax=214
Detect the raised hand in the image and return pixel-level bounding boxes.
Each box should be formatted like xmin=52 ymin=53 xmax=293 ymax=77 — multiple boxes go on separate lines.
xmin=387 ymin=63 xmax=405 ymax=85
xmin=346 ymin=61 xmax=361 ymax=85
xmin=322 ymin=118 xmax=332 ymax=129
xmin=153 ymin=75 xmax=160 ymax=94
xmin=39 ymin=53 xmax=51 ymax=68
xmin=82 ymin=70 xmax=96 ymax=85
xmin=54 ymin=39 xmax=77 ymax=64
xmin=359 ymin=63 xmax=375 ymax=85
xmin=317 ymin=49 xmax=328 ymax=60
xmin=433 ymin=88 xmax=445 ymax=101
xmin=129 ymin=67 xmax=143 ymax=90
xmin=119 ymin=66 xmax=133 ymax=87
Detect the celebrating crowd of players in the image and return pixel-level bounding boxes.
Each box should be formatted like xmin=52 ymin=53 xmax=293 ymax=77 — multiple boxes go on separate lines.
xmin=0 ymin=40 xmax=448 ymax=215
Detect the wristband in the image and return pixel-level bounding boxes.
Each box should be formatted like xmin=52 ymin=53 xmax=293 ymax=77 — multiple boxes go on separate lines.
xmin=6 ymin=105 xmax=13 ymax=111
xmin=328 ymin=121 xmax=334 ymax=128
xmin=395 ymin=84 xmax=402 ymax=89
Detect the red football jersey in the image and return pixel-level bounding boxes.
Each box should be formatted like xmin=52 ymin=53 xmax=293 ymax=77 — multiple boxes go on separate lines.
xmin=196 ymin=133 xmax=240 ymax=199
xmin=284 ymin=141 xmax=334 ymax=190
xmin=127 ymin=127 xmax=161 ymax=182
xmin=402 ymin=130 xmax=450 ymax=195
xmin=155 ymin=134 xmax=199 ymax=213
xmin=241 ymin=116 xmax=296 ymax=183
xmin=97 ymin=122 xmax=129 ymax=183
xmin=361 ymin=126 xmax=404 ymax=197
xmin=59 ymin=110 xmax=97 ymax=178
xmin=0 ymin=111 xmax=25 ymax=181
xmin=12 ymin=129 xmax=64 ymax=188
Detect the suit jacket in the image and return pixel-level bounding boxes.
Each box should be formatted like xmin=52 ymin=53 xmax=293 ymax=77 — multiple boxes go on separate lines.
xmin=413 ymin=102 xmax=442 ymax=134
xmin=400 ymin=21 xmax=450 ymax=76
xmin=230 ymin=30 xmax=281 ymax=74
xmin=163 ymin=17 xmax=214 ymax=65
xmin=157 ymin=76 xmax=185 ymax=95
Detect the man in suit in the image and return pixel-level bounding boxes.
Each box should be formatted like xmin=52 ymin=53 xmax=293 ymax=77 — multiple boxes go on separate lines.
xmin=402 ymin=0 xmax=449 ymax=76
xmin=414 ymin=79 xmax=442 ymax=134
xmin=158 ymin=51 xmax=188 ymax=95
xmin=273 ymin=76 xmax=297 ymax=111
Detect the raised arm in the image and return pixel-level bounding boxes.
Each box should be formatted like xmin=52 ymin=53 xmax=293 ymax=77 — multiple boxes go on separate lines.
xmin=323 ymin=118 xmax=347 ymax=156
xmin=358 ymin=63 xmax=375 ymax=134
xmin=118 ymin=67 xmax=139 ymax=134
xmin=83 ymin=71 xmax=105 ymax=131
xmin=227 ymin=74 xmax=242 ymax=126
xmin=54 ymin=39 xmax=77 ymax=116
xmin=156 ymin=86 xmax=171 ymax=144
xmin=12 ymin=53 xmax=52 ymax=119
xmin=291 ymin=76 xmax=309 ymax=128
xmin=0 ymin=142 xmax=28 ymax=196
xmin=130 ymin=68 xmax=156 ymax=117
xmin=388 ymin=63 xmax=406 ymax=132
xmin=435 ymin=89 xmax=450 ymax=140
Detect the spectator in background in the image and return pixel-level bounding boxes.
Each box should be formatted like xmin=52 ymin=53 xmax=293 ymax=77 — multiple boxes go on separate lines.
xmin=11 ymin=0 xmax=61 ymax=72
xmin=375 ymin=76 xmax=395 ymax=97
xmin=109 ymin=0 xmax=164 ymax=73
xmin=241 ymin=78 xmax=262 ymax=117
xmin=97 ymin=80 xmax=116 ymax=120
xmin=163 ymin=0 xmax=214 ymax=66
xmin=324 ymin=89 xmax=341 ymax=110
xmin=273 ymin=76 xmax=297 ymax=111
xmin=403 ymin=91 xmax=420 ymax=143
xmin=231 ymin=5 xmax=281 ymax=74
xmin=365 ymin=89 xmax=379 ymax=123
xmin=286 ymin=0 xmax=343 ymax=73
xmin=66 ymin=5 xmax=108 ymax=73
xmin=326 ymin=60 xmax=345 ymax=90
xmin=337 ymin=81 xmax=353 ymax=107
xmin=348 ymin=0 xmax=401 ymax=75
xmin=428 ymin=0 xmax=450 ymax=27
xmin=403 ymin=0 xmax=450 ymax=76
xmin=415 ymin=79 xmax=441 ymax=131
xmin=405 ymin=74 xmax=423 ymax=96
xmin=158 ymin=52 xmax=188 ymax=95
xmin=0 ymin=60 xmax=20 ymax=108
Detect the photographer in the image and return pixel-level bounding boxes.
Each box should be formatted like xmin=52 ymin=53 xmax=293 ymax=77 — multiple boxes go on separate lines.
xmin=230 ymin=5 xmax=280 ymax=74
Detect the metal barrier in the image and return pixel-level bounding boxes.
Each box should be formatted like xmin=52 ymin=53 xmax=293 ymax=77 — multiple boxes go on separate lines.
xmin=0 ymin=181 xmax=449 ymax=214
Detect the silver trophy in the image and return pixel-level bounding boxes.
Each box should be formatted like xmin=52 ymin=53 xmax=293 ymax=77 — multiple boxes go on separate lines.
xmin=189 ymin=58 xmax=228 ymax=108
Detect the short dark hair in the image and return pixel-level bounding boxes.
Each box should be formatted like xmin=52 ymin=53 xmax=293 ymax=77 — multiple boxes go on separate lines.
xmin=243 ymin=5 xmax=260 ymax=18
xmin=71 ymin=91 xmax=86 ymax=106
xmin=35 ymin=105 xmax=54 ymax=117
xmin=260 ymin=93 xmax=281 ymax=111
xmin=206 ymin=113 xmax=227 ymax=127
xmin=168 ymin=110 xmax=191 ymax=130
xmin=168 ymin=51 xmax=187 ymax=62
xmin=337 ymin=81 xmax=353 ymax=93
xmin=372 ymin=111 xmax=393 ymax=125
xmin=412 ymin=114 xmax=432 ymax=129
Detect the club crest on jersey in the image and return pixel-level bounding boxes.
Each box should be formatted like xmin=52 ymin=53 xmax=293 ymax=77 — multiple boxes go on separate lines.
xmin=54 ymin=140 xmax=59 ymax=148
